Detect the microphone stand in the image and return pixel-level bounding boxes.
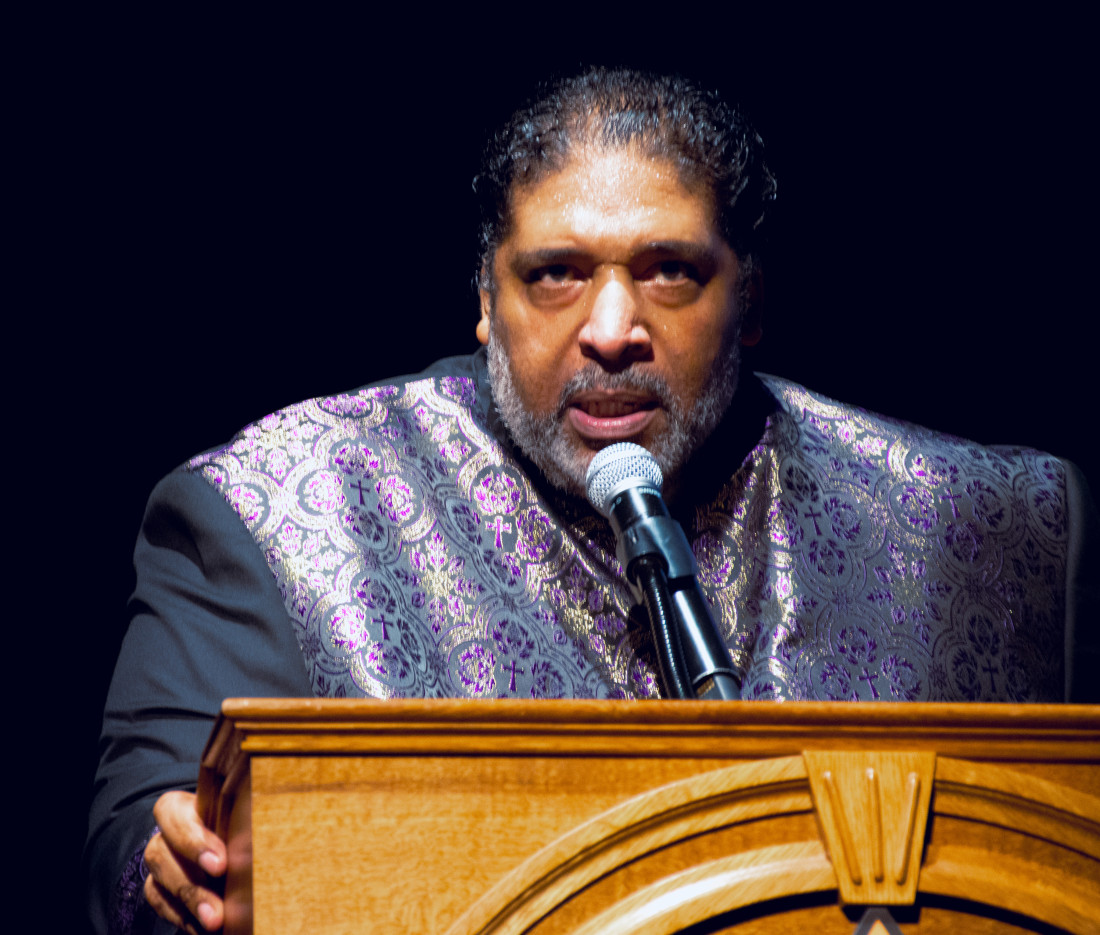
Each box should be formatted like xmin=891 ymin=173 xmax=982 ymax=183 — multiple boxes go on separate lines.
xmin=607 ymin=484 xmax=742 ymax=701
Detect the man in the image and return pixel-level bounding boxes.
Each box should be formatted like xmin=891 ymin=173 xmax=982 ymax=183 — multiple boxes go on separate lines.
xmin=87 ymin=68 xmax=1097 ymax=933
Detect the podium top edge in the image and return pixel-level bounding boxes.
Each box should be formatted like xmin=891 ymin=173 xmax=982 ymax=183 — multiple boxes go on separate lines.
xmin=217 ymin=697 xmax=1100 ymax=730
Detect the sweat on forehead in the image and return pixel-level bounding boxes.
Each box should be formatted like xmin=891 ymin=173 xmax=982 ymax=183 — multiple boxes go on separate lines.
xmin=474 ymin=68 xmax=777 ymax=289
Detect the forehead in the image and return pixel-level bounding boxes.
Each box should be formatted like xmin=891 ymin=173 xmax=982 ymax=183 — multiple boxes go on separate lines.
xmin=503 ymin=146 xmax=720 ymax=253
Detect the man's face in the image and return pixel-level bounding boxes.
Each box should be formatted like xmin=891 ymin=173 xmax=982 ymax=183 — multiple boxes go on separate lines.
xmin=478 ymin=145 xmax=757 ymax=498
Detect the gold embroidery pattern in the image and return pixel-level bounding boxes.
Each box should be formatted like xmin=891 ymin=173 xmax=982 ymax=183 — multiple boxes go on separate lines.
xmin=190 ymin=370 xmax=1069 ymax=703
xmin=191 ymin=376 xmax=654 ymax=700
xmin=689 ymin=376 xmax=1068 ymax=701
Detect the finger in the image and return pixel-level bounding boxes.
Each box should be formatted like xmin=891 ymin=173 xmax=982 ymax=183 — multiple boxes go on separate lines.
xmin=143 ymin=873 xmax=206 ymax=935
xmin=153 ymin=790 xmax=227 ymax=875
xmin=143 ymin=832 xmax=225 ymax=931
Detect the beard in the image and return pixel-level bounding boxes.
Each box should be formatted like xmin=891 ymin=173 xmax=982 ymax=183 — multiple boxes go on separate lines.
xmin=486 ymin=331 xmax=742 ymax=499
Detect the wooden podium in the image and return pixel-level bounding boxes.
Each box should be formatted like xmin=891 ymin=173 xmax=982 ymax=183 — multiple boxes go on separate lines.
xmin=199 ymin=700 xmax=1100 ymax=934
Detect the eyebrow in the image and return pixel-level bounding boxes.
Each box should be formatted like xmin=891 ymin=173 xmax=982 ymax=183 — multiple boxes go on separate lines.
xmin=511 ymin=241 xmax=722 ymax=270
xmin=642 ymin=241 xmax=722 ymax=269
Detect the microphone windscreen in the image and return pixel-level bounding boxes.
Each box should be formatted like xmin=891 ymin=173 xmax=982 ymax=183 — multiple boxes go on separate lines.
xmin=585 ymin=443 xmax=664 ymax=516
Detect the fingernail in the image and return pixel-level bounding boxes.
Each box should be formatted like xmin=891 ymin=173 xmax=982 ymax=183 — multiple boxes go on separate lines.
xmin=198 ymin=850 xmax=221 ymax=875
xmin=197 ymin=901 xmax=218 ymax=929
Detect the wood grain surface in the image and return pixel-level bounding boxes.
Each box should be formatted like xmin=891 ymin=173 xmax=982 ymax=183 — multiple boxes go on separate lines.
xmin=198 ymin=700 xmax=1100 ymax=934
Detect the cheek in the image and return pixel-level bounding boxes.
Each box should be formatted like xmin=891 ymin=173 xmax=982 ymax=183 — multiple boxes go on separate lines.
xmin=492 ymin=320 xmax=563 ymax=410
xmin=522 ymin=371 xmax=567 ymax=412
xmin=495 ymin=310 xmax=580 ymax=394
xmin=662 ymin=315 xmax=736 ymax=384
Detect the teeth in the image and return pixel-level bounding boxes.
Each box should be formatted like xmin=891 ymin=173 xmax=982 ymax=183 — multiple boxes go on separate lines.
xmin=585 ymin=400 xmax=641 ymax=417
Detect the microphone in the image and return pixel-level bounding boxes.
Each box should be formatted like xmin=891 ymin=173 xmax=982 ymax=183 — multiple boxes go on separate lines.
xmin=586 ymin=443 xmax=741 ymax=700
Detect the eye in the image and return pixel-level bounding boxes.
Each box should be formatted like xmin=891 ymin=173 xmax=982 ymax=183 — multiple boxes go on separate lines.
xmin=650 ymin=260 xmax=699 ymax=283
xmin=636 ymin=258 xmax=707 ymax=307
xmin=523 ymin=264 xmax=586 ymax=308
xmin=525 ymin=264 xmax=579 ymax=284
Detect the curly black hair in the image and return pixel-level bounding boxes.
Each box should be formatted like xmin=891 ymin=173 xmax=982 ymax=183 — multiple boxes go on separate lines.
xmin=474 ymin=67 xmax=777 ymax=292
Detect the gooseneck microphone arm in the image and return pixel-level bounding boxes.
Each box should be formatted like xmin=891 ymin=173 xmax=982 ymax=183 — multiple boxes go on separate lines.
xmin=586 ymin=444 xmax=742 ymax=701
xmin=632 ymin=554 xmax=694 ymax=699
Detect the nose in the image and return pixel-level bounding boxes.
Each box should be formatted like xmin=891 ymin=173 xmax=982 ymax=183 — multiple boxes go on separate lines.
xmin=578 ymin=266 xmax=651 ymax=365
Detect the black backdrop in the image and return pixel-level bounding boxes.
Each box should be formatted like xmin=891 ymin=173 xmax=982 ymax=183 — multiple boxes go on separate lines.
xmin=40 ymin=11 xmax=1093 ymax=932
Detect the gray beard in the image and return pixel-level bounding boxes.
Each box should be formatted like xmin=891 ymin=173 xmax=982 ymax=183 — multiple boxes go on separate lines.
xmin=486 ymin=332 xmax=741 ymax=499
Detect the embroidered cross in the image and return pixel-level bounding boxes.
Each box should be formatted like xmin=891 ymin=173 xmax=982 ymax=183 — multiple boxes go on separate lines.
xmin=981 ymin=657 xmax=998 ymax=693
xmin=489 ymin=515 xmax=512 ymax=549
xmin=940 ymin=491 xmax=963 ymax=519
xmin=353 ymin=479 xmax=368 ymax=505
xmin=505 ymin=659 xmax=526 ymax=692
xmin=804 ymin=506 xmax=824 ymax=535
xmin=373 ymin=612 xmax=393 ymax=641
xmin=859 ymin=667 xmax=880 ymax=699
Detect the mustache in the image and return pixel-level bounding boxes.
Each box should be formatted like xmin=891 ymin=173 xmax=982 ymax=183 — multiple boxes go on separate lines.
xmin=556 ymin=364 xmax=676 ymax=416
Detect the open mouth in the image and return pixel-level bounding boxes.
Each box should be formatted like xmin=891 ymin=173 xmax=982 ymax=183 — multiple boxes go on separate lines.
xmin=566 ymin=394 xmax=660 ymax=440
xmin=574 ymin=398 xmax=658 ymax=417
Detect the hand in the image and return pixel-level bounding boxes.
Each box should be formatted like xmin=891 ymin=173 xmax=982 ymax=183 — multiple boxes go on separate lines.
xmin=143 ymin=791 xmax=227 ymax=934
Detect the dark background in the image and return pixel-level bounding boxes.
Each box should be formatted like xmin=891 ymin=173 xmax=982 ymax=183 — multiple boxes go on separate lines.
xmin=29 ymin=10 xmax=1092 ymax=932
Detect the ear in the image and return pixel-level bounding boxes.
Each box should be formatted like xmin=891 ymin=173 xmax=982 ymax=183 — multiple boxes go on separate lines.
xmin=476 ymin=267 xmax=491 ymax=346
xmin=739 ymin=266 xmax=764 ymax=347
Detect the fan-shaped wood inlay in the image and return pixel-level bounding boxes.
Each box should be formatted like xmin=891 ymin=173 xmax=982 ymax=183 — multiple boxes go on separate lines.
xmin=448 ymin=756 xmax=816 ymax=935
xmin=448 ymin=753 xmax=1100 ymax=934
